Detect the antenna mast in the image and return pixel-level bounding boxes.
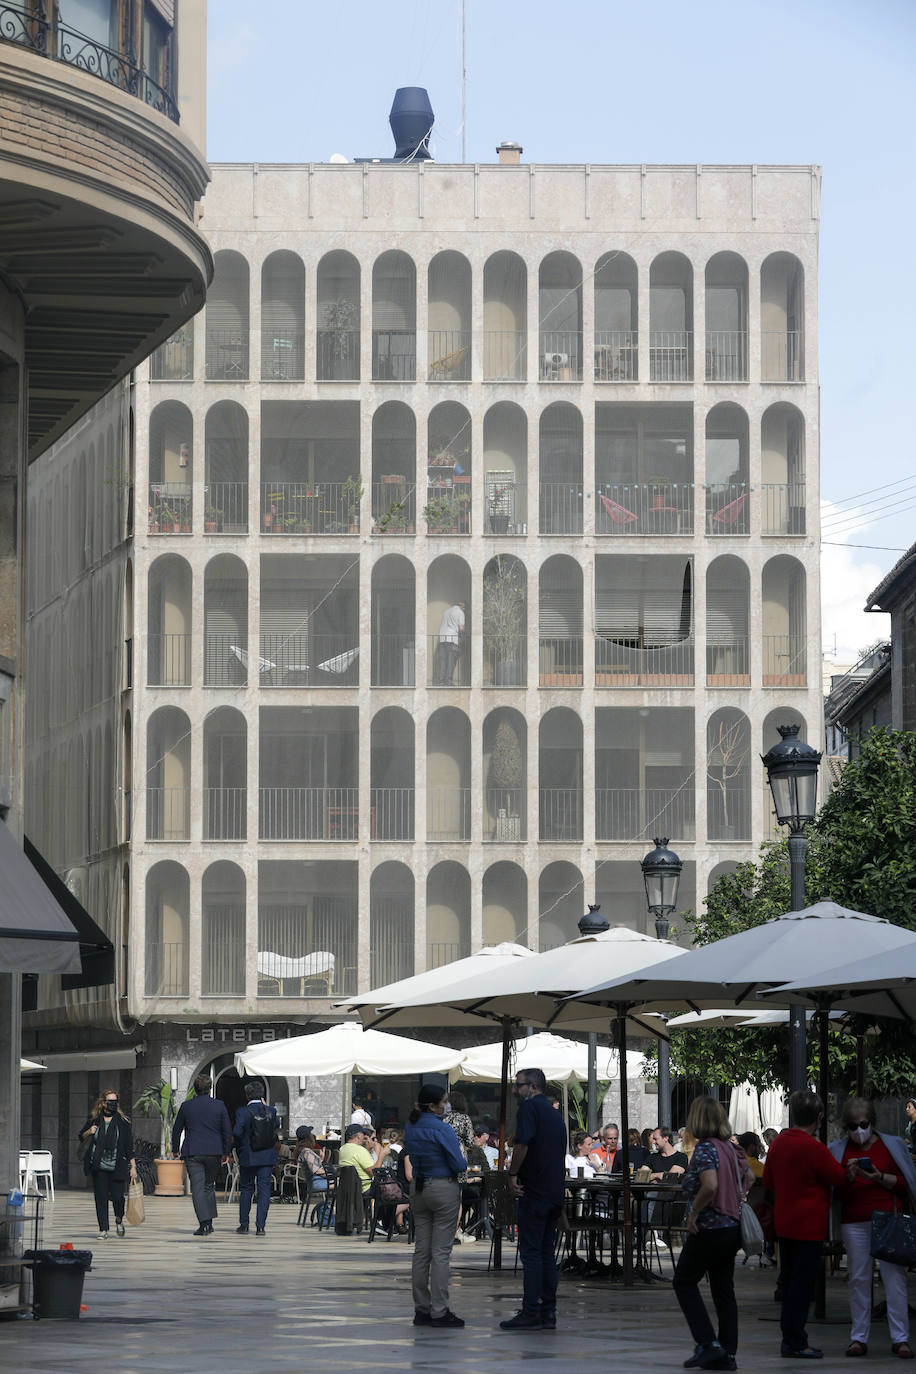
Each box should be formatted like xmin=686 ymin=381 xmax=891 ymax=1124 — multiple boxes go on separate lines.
xmin=461 ymin=0 xmax=467 ymax=163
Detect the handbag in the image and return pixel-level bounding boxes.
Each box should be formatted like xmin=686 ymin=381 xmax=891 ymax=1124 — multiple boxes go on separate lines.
xmin=125 ymin=1180 xmax=146 ymax=1227
xmin=870 ymin=1201 xmax=916 ymax=1267
xmin=727 ymin=1144 xmax=764 ymax=1256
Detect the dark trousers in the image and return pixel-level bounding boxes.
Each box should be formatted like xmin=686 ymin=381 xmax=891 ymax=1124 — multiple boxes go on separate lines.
xmin=187 ymin=1154 xmax=221 ymax=1224
xmin=92 ymin=1171 xmax=126 ymax=1231
xmin=777 ymin=1236 xmax=823 ymax=1351
xmin=517 ymin=1193 xmax=562 ymax=1315
xmin=239 ymin=1163 xmax=273 ymax=1231
xmin=434 ymin=641 xmax=459 ymax=685
xmin=673 ymin=1226 xmax=741 ymax=1355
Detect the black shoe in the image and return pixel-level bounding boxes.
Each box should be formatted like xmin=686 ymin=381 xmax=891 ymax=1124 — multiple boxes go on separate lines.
xmin=255 ymin=1227 xmax=266 ymax=1235
xmin=413 ymin=1310 xmax=432 ymax=1326
xmin=685 ymin=1349 xmax=705 ymax=1369
xmin=193 ymin=1223 xmax=213 ymax=1236
xmin=500 ymin=1310 xmax=542 ymax=1331
xmin=696 ymin=1344 xmax=731 ymax=1370
xmin=430 ymin=1310 xmax=464 ymax=1328
xmin=540 ymin=1309 xmax=557 ymax=1330
xmin=235 ymin=1225 xmax=249 ymax=1234
xmin=780 ymin=1348 xmax=823 ymax=1360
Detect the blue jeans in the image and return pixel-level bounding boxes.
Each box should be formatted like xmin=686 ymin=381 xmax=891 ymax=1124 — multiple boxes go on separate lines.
xmin=517 ymin=1193 xmax=561 ymax=1315
xmin=239 ymin=1164 xmax=273 ymax=1230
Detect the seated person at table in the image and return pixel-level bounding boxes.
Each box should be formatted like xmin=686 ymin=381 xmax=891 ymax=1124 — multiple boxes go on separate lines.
xmin=385 ymin=1130 xmax=404 ymax=1156
xmin=566 ymin=1131 xmax=597 ymax=1178
xmin=294 ymin=1127 xmax=329 ymax=1192
xmin=648 ymin=1128 xmax=688 ymax=1181
xmin=483 ymin=1130 xmax=499 ymax=1169
xmin=338 ymin=1122 xmax=389 ymax=1193
xmin=628 ymin=1128 xmax=651 ymax=1168
xmin=592 ymin=1124 xmax=623 ymax=1174
xmin=466 ymin=1124 xmax=492 ymax=1174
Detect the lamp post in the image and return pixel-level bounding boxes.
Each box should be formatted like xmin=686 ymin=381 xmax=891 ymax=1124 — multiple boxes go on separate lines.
xmin=641 ymin=838 xmax=682 ymax=1130
xmin=578 ymin=903 xmax=610 ymax=1134
xmin=761 ymin=723 xmax=822 ymax=1095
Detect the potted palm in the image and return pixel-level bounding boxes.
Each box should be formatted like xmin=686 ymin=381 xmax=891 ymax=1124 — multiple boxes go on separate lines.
xmin=134 ymin=1080 xmax=185 ymax=1196
xmin=343 ymin=473 xmax=364 ymax=532
xmin=483 ymin=556 xmax=526 ymax=686
xmin=489 ymin=718 xmax=524 ymax=840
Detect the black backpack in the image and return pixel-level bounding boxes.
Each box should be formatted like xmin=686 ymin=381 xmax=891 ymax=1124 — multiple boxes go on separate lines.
xmin=247 ymin=1106 xmax=276 ymax=1153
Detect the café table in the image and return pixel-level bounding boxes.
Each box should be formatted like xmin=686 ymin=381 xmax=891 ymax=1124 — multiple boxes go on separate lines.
xmin=563 ymin=1176 xmax=683 ymax=1282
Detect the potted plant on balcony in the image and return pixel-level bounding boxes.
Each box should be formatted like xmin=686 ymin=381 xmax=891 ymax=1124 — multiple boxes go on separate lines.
xmin=487 ymin=484 xmax=511 ymax=535
xmin=157 ymin=502 xmax=175 ymax=534
xmin=424 ymin=493 xmax=460 ymax=534
xmin=343 ymin=474 xmax=364 ymax=532
xmin=646 ymin=475 xmax=672 ymax=510
xmin=377 ymin=496 xmax=412 ymax=534
xmin=483 ymin=555 xmax=525 ymax=686
xmin=323 ymin=298 xmax=358 ymax=376
xmin=204 ymin=503 xmax=223 ymax=534
xmin=707 ymin=718 xmax=749 ymax=840
xmin=133 ymin=1079 xmax=185 ymax=1196
xmin=489 ymin=718 xmax=523 ymax=841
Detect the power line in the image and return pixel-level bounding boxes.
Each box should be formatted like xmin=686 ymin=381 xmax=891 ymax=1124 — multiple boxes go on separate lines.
xmin=821 ymin=483 xmax=916 ymax=528
xmin=822 ymin=494 xmax=916 ymax=535
xmin=823 ymin=473 xmax=915 ymax=510
xmin=821 ymin=542 xmax=906 ymax=551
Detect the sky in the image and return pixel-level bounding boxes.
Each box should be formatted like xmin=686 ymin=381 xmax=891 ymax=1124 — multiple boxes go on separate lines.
xmin=206 ymin=0 xmax=916 ymax=666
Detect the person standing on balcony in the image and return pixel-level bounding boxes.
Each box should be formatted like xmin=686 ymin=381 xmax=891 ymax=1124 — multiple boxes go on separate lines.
xmin=434 ymin=602 xmax=465 ymax=685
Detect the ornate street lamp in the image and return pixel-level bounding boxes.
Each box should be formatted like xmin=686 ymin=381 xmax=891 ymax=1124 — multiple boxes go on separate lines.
xmin=578 ymin=903 xmax=609 ymax=1132
xmin=641 ymin=839 xmax=681 ymax=1128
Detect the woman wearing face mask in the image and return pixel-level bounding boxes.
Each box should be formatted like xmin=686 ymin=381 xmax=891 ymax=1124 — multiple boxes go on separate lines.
xmin=403 ymin=1084 xmax=467 ymax=1329
xmin=828 ymin=1098 xmax=916 ymax=1359
xmin=78 ymin=1089 xmax=138 ymax=1239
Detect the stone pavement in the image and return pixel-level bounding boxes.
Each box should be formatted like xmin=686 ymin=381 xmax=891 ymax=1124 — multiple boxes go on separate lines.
xmin=0 ymin=1190 xmax=911 ymax=1372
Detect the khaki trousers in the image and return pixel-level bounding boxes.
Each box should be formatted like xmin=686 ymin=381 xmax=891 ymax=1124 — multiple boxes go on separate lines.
xmin=410 ymin=1177 xmax=460 ymax=1318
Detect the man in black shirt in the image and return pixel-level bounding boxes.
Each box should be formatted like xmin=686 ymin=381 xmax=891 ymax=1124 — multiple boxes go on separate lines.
xmin=648 ymin=1127 xmax=688 ymax=1180
xmin=500 ymin=1067 xmax=567 ymax=1331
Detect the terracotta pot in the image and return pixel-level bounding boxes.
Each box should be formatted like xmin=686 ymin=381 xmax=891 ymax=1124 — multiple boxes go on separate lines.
xmin=154 ymin=1158 xmax=186 ymax=1196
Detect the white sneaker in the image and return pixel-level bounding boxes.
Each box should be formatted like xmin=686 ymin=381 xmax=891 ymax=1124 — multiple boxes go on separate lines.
xmin=654 ymin=1234 xmax=668 ymax=1248
xmin=98 ymin=1230 xmax=109 ymax=1239
xmin=462 ymin=1231 xmax=477 ymax=1243
xmin=116 ymin=1221 xmax=126 ymax=1237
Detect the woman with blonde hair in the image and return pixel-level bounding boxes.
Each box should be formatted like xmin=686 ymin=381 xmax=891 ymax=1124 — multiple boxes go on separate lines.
xmin=673 ymin=1096 xmax=749 ymax=1371
xmin=78 ymin=1088 xmax=137 ymax=1238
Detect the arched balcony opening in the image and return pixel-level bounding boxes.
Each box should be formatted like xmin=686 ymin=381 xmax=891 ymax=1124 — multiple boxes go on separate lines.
xmin=539 ymin=555 xmax=583 ymax=687
xmin=539 ymin=402 xmax=583 ymax=534
xmin=261 ymin=400 xmax=360 ymax=536
xmin=124 ymin=560 xmax=134 ymax=689
xmin=594 ymin=252 xmax=638 ymax=381
xmin=147 ymin=554 xmax=191 ymax=686
xmin=148 ymin=400 xmax=192 ymax=533
xmin=261 ymin=250 xmax=305 ymax=380
xmin=650 ymin=252 xmax=693 ymax=381
xmin=483 ymin=554 xmax=527 ymax=687
xmin=371 ymin=401 xmax=416 ymax=534
xmin=427 ymin=861 xmax=470 ymax=968
xmin=372 ymin=250 xmax=416 ymax=381
xmin=202 ymin=861 xmax=246 ymax=997
xmin=146 ymin=706 xmax=191 ymax=841
xmin=595 ymin=402 xmax=694 ymax=534
xmin=707 ymin=861 xmax=740 ymax=894
xmin=761 ymin=253 xmax=805 ymax=381
xmin=428 ymin=251 xmax=471 ymax=381
xmin=370 ymin=862 xmax=415 ymax=985
xmin=539 ymin=251 xmax=582 ymax=380
xmin=538 ymin=861 xmax=584 ymax=951
xmin=205 ymin=249 xmax=249 ymax=380
xmin=762 ymin=403 xmax=806 ymax=534
xmin=150 ymin=320 xmax=194 ymax=381
xmin=260 ymin=552 xmax=359 ymax=687
xmin=259 ymin=707 xmax=358 ymax=841
xmin=705 ymin=252 xmax=748 ymax=381
xmin=483 ymin=707 xmax=527 ymax=841
xmin=483 ymin=862 xmax=527 ymax=946
xmin=203 ymin=707 xmax=247 ymax=841
xmin=762 ymin=556 xmax=807 ymax=686
xmin=483 ymin=402 xmax=527 ymax=534
xmin=705 ymin=403 xmax=749 ymax=533
xmin=145 ymin=861 xmax=189 ymax=997
xmin=258 ymin=860 xmax=358 ymax=998
xmin=370 ymin=707 xmax=415 ymax=841
xmin=317 ymin=251 xmax=360 ymax=380
xmin=762 ymin=708 xmax=807 ymax=840
xmin=706 ymin=555 xmax=750 ymax=686
xmin=596 ymin=706 xmax=695 ymax=842
xmin=428 ymin=555 xmax=471 ymax=687
xmin=426 ymin=402 xmax=472 ymax=535
xmin=205 ymin=400 xmax=249 ymax=532
xmin=707 ymin=707 xmax=751 ymax=841
xmin=483 ymin=251 xmax=527 ymax=381
xmin=595 ymin=554 xmax=693 ymax=687
xmin=123 ymin=710 xmax=132 ymax=842
xmin=427 ymin=707 xmax=471 ymax=842
xmin=539 ymin=707 xmax=583 ymax=842
xmin=371 ymin=555 xmax=415 ymax=686
xmin=596 ymin=859 xmax=696 ymax=937
xmin=203 ymin=554 xmax=248 ymax=686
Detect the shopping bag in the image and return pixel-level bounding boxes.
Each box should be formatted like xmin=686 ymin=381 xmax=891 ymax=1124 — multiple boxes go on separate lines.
xmin=870 ymin=1207 xmax=916 ymax=1266
xmin=125 ymin=1180 xmax=146 ymax=1227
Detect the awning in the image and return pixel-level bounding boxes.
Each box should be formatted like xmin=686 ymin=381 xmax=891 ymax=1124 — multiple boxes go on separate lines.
xmin=0 ymin=821 xmax=82 ymax=975
xmin=30 ymin=1048 xmax=140 ymax=1074
xmin=24 ymin=837 xmax=115 ymax=989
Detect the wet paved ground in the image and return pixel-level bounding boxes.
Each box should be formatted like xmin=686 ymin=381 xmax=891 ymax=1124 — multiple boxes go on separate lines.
xmin=0 ymin=1191 xmax=911 ymax=1372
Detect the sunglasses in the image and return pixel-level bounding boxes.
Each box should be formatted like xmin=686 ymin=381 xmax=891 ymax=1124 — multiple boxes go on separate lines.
xmin=849 ymin=1120 xmax=871 ymax=1131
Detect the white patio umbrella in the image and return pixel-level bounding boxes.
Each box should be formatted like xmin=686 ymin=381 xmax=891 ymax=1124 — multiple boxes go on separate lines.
xmin=760 ymin=1086 xmax=789 ymax=1132
xmin=728 ymin=1082 xmax=763 ymax=1136
xmin=234 ymin=1021 xmax=466 ymax=1078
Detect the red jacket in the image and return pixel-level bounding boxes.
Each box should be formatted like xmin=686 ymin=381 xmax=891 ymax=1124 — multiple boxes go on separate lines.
xmin=762 ymin=1128 xmax=848 ymax=1241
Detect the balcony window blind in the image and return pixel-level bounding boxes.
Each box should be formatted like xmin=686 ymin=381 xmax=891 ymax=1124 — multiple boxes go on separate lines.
xmin=595 ymin=560 xmax=692 ymax=647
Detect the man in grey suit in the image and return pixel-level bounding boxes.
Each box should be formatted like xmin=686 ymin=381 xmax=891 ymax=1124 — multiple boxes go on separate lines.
xmin=171 ymin=1074 xmax=233 ymax=1236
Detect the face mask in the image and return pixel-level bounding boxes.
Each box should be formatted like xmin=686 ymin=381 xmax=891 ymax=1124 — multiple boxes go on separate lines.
xmin=103 ymin=1101 xmax=117 ymax=1114
xmin=442 ymin=1103 xmax=452 ymax=1117
xmin=849 ymin=1126 xmax=870 ymax=1145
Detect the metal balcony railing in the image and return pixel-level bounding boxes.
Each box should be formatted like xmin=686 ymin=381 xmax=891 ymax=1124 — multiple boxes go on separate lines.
xmin=705 ymin=331 xmax=748 ymax=382
xmin=539 ymin=638 xmax=583 ymax=687
xmin=484 ymin=330 xmax=526 ymax=381
xmin=706 ymin=483 xmax=749 ymax=534
xmin=372 ymin=329 xmax=416 ymax=381
xmin=204 ymin=634 xmax=247 ymax=686
xmin=150 ymin=327 xmax=193 ymax=380
xmin=205 ymin=329 xmax=249 ymax=381
xmin=427 ymin=788 xmax=471 ymax=842
xmin=428 ymin=941 xmax=466 ymax=970
xmin=539 ymin=483 xmax=584 ymax=534
xmin=650 ymin=331 xmax=693 ymax=381
xmin=261 ymin=329 xmax=305 ymax=381
xmin=483 ymin=641 xmax=527 ymax=688
xmin=762 ymin=634 xmax=807 ymax=686
xmin=370 ymin=937 xmax=414 ymax=988
xmin=201 ymin=929 xmax=246 ymax=997
xmin=316 ymin=329 xmax=359 ymax=380
xmin=761 ymin=331 xmax=803 ymax=382
xmin=371 ymin=482 xmax=416 ymax=533
xmin=370 ymin=788 xmax=415 ymax=841
xmin=258 ymin=634 xmax=359 ymax=686
xmin=596 ymin=787 xmax=695 ymax=842
xmin=204 ymin=481 xmax=248 ymax=532
xmin=706 ymin=639 xmax=750 ymax=686
xmin=146 ymin=787 xmax=191 ymax=841
xmin=595 ymin=638 xmax=694 ymax=687
xmin=204 ymin=788 xmax=247 ymax=841
xmin=147 ymin=634 xmax=191 ymax=687
xmin=539 ymin=332 xmax=582 ymax=381
xmin=145 ymin=942 xmax=188 ymax=997
xmin=539 ymin=789 xmax=584 ymax=842
xmin=707 ymin=786 xmax=751 ymax=841
xmin=258 ymin=787 xmax=359 ymax=840
xmin=761 ymin=482 xmax=806 ymax=535
xmin=595 ymin=482 xmax=694 ymax=535
xmin=484 ymin=789 xmax=525 ymax=842
xmin=594 ymin=331 xmax=638 ymax=382
xmin=428 ymin=330 xmax=471 ymax=381
xmin=429 ymin=635 xmax=471 ymax=687
xmin=148 ymin=484 xmax=192 ymax=533
xmin=124 ymin=637 xmax=133 ymax=691
xmin=261 ymin=481 xmax=360 ymax=534
xmin=371 ymin=634 xmax=415 ymax=687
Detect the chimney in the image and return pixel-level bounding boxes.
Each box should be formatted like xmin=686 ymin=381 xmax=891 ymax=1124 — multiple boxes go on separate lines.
xmin=496 ymin=140 xmax=523 ymax=165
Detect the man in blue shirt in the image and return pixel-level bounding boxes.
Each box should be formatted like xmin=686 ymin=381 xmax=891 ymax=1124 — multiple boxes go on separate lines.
xmin=171 ymin=1073 xmax=232 ymax=1236
xmin=232 ymin=1081 xmax=280 ymax=1235
xmin=501 ymin=1066 xmax=567 ymax=1330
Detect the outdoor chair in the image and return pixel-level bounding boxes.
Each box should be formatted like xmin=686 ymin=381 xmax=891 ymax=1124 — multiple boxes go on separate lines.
xmin=23 ymin=1150 xmax=55 ymax=1200
xmin=598 ymin=492 xmax=638 ymax=527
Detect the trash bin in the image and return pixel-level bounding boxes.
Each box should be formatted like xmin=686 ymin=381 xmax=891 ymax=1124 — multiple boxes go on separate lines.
xmin=26 ymin=1248 xmax=92 ymax=1319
